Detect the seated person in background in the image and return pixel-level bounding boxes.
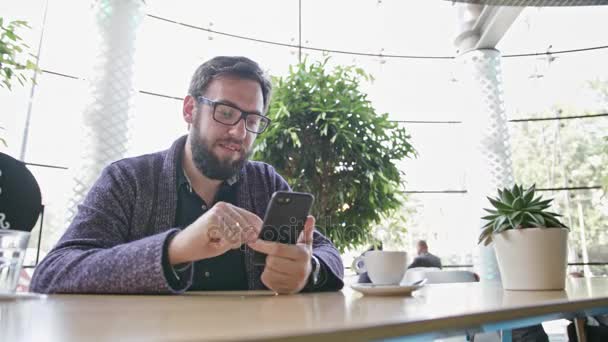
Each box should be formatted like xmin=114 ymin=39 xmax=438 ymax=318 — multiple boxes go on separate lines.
xmin=356 ymin=243 xmax=383 ymax=284
xmin=30 ymin=56 xmax=344 ymax=294
xmin=408 ymin=240 xmax=442 ymax=269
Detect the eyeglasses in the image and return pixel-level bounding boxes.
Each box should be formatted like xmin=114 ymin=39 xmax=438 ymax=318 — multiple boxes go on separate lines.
xmin=196 ymin=96 xmax=271 ymax=134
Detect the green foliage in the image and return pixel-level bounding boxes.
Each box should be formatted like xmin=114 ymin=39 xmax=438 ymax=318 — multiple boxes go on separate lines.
xmin=0 ymin=18 xmax=38 ymax=90
xmin=369 ymin=200 xmax=413 ymax=250
xmin=478 ymin=184 xmax=568 ymax=246
xmin=511 ymin=81 xmax=608 ymax=261
xmin=588 ymin=80 xmax=608 ymax=192
xmin=604 ymin=136 xmax=608 ymax=191
xmin=602 ymin=136 xmax=608 ymax=193
xmin=254 ymin=58 xmax=416 ymax=252
xmin=1 ymin=17 xmax=39 ymax=147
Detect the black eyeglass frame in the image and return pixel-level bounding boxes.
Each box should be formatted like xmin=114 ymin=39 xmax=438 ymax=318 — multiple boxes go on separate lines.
xmin=196 ymin=96 xmax=271 ymax=134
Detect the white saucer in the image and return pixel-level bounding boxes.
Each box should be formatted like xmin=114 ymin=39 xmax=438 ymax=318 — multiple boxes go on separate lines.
xmin=0 ymin=292 xmax=47 ymax=301
xmin=350 ymin=280 xmax=426 ymax=296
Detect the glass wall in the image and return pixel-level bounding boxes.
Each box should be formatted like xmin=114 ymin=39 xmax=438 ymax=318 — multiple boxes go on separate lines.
xmin=2 ymin=1 xmax=606 ymax=273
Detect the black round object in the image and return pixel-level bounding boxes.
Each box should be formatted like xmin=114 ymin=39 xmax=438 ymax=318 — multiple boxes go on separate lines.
xmin=0 ymin=152 xmax=42 ymax=232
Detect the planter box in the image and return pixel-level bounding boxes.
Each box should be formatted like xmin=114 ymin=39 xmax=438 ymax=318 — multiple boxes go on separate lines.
xmin=494 ymin=227 xmax=569 ymax=290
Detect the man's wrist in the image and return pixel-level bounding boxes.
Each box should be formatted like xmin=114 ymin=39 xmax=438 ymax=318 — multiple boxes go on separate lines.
xmin=162 ymin=231 xmax=194 ymax=290
xmin=304 ymin=255 xmax=322 ymax=290
xmin=168 ymin=231 xmax=190 ymax=265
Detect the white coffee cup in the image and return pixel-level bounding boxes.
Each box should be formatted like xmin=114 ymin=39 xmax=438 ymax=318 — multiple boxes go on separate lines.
xmin=353 ymin=251 xmax=408 ymax=285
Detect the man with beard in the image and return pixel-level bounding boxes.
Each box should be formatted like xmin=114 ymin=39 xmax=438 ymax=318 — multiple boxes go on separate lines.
xmin=30 ymin=56 xmax=344 ymax=294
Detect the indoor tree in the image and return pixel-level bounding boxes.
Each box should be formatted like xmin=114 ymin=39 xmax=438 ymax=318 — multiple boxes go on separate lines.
xmin=254 ymin=59 xmax=416 ymax=252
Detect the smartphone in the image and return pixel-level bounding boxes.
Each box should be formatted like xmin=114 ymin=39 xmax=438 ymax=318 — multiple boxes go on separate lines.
xmin=252 ymin=191 xmax=314 ymax=266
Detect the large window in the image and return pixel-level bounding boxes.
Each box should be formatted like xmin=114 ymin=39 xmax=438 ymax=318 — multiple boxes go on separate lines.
xmin=499 ymin=7 xmax=608 ymax=275
xmin=2 ymin=1 xmax=606 ymax=273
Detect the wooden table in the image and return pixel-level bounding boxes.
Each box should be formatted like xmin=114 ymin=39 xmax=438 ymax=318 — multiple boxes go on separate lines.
xmin=2 ymin=278 xmax=608 ymax=341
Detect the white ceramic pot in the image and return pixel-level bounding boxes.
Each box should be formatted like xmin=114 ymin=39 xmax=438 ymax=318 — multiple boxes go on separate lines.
xmin=493 ymin=227 xmax=568 ymax=290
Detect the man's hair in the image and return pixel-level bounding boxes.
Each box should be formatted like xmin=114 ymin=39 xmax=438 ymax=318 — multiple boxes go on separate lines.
xmin=417 ymin=240 xmax=428 ymax=249
xmin=188 ymin=56 xmax=272 ymax=113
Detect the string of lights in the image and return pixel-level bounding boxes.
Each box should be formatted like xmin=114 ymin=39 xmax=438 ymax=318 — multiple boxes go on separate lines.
xmin=146 ymin=13 xmax=608 ymax=60
xmin=31 ymin=70 xmax=607 ymax=194
xmin=40 ymin=68 xmax=608 ymax=125
xmin=503 ymin=45 xmax=608 ymax=58
xmin=398 ymin=186 xmax=604 ymax=194
xmin=509 ymin=113 xmax=608 ymax=122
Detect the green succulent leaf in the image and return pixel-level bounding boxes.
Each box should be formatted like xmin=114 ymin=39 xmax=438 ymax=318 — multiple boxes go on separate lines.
xmin=538 ymin=199 xmax=553 ymax=207
xmin=523 ymin=184 xmax=536 ymax=203
xmin=493 ymin=216 xmax=506 ymax=231
xmin=488 ymin=197 xmax=512 ymax=211
xmin=478 ymin=226 xmax=494 ymax=246
xmin=511 ymin=185 xmax=521 ymax=198
xmin=500 ymin=189 xmax=514 ymax=204
xmin=510 ymin=211 xmax=522 ymax=221
xmin=512 ymin=197 xmax=524 ymax=210
xmin=532 ymin=213 xmax=546 ymax=226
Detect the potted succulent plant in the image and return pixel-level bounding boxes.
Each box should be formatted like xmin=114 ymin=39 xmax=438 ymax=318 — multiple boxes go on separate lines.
xmin=479 ymin=184 xmax=569 ymax=290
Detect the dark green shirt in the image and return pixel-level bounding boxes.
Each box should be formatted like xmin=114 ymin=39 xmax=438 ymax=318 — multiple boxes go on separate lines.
xmin=169 ymin=162 xmax=248 ymax=291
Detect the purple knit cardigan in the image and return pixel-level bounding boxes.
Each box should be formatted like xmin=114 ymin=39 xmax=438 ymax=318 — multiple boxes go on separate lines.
xmin=30 ymin=136 xmax=344 ymax=294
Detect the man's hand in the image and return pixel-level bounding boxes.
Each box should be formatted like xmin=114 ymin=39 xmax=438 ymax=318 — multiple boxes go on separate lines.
xmin=168 ymin=201 xmax=262 ymax=265
xmin=247 ymin=216 xmax=315 ymax=294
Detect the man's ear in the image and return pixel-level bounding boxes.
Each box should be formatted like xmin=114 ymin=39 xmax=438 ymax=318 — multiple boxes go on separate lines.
xmin=183 ymin=95 xmax=196 ymax=125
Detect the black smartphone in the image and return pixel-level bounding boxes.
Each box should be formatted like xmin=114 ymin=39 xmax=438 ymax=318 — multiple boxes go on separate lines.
xmin=252 ymin=191 xmax=315 ymax=266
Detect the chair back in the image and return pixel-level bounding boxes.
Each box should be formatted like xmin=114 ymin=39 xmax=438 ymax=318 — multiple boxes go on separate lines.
xmin=0 ymin=152 xmax=42 ymax=232
xmin=405 ymin=268 xmax=478 ymax=284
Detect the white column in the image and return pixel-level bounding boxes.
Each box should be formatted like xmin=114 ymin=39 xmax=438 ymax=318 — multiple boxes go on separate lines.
xmin=67 ymin=0 xmax=144 ymax=222
xmin=458 ymin=49 xmax=514 ymax=281
xmin=454 ymin=4 xmax=515 ymax=281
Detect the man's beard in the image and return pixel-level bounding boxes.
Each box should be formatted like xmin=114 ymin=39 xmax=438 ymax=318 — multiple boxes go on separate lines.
xmin=189 ymin=125 xmax=251 ymax=181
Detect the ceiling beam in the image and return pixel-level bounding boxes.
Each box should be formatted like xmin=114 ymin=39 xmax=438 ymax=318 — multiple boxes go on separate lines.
xmin=474 ymin=6 xmax=524 ymax=49
xmin=455 ymin=4 xmax=523 ymax=53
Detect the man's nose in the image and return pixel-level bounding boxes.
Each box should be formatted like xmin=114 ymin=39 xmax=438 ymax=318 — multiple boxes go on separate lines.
xmin=228 ymin=118 xmax=247 ymax=139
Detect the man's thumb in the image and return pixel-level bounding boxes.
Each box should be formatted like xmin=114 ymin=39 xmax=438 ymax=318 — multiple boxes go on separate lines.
xmin=297 ymin=215 xmax=315 ymax=245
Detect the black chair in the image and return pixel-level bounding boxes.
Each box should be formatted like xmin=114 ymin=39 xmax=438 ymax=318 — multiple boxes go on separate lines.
xmin=0 ymin=152 xmax=42 ymax=233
